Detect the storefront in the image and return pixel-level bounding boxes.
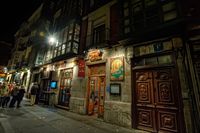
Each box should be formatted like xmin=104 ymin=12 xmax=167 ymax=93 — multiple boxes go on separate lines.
xmin=58 ymin=68 xmax=73 ymax=107
xmin=85 ymin=49 xmax=105 ymax=117
xmin=131 ymin=37 xmax=187 ymax=133
xmin=52 ymin=58 xmax=80 ymax=110
xmin=39 ymin=66 xmax=54 ymax=104
xmin=87 ymin=63 xmax=106 ymax=117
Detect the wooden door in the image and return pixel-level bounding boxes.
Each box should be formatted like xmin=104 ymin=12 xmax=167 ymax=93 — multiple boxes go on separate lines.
xmin=88 ymin=77 xmax=98 ymax=115
xmin=98 ymin=76 xmax=105 ymax=117
xmin=88 ymin=76 xmax=105 ymax=116
xmin=134 ymin=68 xmax=183 ymax=133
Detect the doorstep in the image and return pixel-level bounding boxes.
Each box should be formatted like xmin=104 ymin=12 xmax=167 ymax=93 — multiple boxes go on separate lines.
xmin=54 ymin=104 xmax=69 ymax=110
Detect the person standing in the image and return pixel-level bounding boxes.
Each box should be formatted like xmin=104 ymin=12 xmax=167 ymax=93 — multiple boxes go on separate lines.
xmin=16 ymin=85 xmax=25 ymax=108
xmin=1 ymin=82 xmax=10 ymax=108
xmin=66 ymin=88 xmax=71 ymax=107
xmin=35 ymin=84 xmax=41 ymax=104
xmin=9 ymin=85 xmax=19 ymax=108
xmin=30 ymin=82 xmax=38 ymax=105
xmin=0 ymin=82 xmax=3 ymax=107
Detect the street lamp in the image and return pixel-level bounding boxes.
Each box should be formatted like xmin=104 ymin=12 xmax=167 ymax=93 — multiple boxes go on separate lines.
xmin=48 ymin=36 xmax=56 ymax=45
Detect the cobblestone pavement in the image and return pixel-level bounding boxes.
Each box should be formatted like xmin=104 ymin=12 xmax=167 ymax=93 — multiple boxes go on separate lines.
xmin=0 ymin=99 xmax=148 ymax=133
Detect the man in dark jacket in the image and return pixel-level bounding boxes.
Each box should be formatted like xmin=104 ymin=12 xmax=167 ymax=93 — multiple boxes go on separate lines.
xmin=16 ymin=85 xmax=25 ymax=108
xmin=9 ymin=85 xmax=19 ymax=108
xmin=30 ymin=82 xmax=38 ymax=105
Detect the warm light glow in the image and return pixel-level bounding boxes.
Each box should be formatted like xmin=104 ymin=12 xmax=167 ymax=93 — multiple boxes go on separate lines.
xmin=48 ymin=36 xmax=56 ymax=44
xmin=39 ymin=31 xmax=45 ymax=37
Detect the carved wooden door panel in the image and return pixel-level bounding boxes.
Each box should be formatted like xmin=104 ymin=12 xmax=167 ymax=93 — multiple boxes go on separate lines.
xmin=135 ymin=68 xmax=181 ymax=133
xmin=154 ymin=69 xmax=179 ymax=133
xmin=135 ymin=71 xmax=156 ymax=132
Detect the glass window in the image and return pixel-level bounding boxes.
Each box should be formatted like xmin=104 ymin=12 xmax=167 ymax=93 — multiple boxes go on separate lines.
xmin=57 ymin=46 xmax=62 ymax=56
xmin=74 ymin=24 xmax=80 ymax=42
xmin=55 ymin=40 xmax=59 ymax=47
xmin=72 ymin=42 xmax=78 ymax=54
xmin=90 ymin=0 xmax=94 ymax=7
xmin=124 ymin=8 xmax=129 ymax=17
xmin=62 ymin=44 xmax=66 ymax=55
xmin=158 ymin=55 xmax=172 ymax=64
xmin=145 ymin=57 xmax=158 ymax=65
xmin=162 ymin=2 xmax=176 ymax=12
xmin=124 ymin=2 xmax=129 ymax=8
xmin=134 ymin=47 xmax=140 ymax=56
xmin=163 ymin=41 xmax=173 ymax=50
xmin=124 ymin=19 xmax=130 ymax=26
xmin=75 ymin=24 xmax=80 ymax=33
xmin=164 ymin=11 xmax=177 ymax=21
xmin=93 ymin=24 xmax=106 ymax=44
xmin=68 ymin=23 xmax=74 ymax=41
xmin=134 ymin=54 xmax=172 ymax=67
xmin=145 ymin=0 xmax=157 ymax=7
xmin=134 ymin=59 xmax=145 ymax=66
xmin=131 ymin=0 xmax=142 ymax=4
xmin=69 ymin=23 xmax=74 ymax=34
xmin=52 ymin=22 xmax=80 ymax=57
xmin=60 ymin=68 xmax=73 ymax=89
xmin=63 ymin=27 xmax=68 ymax=43
xmin=59 ymin=30 xmax=64 ymax=44
xmin=66 ymin=42 xmax=71 ymax=53
xmin=133 ymin=3 xmax=142 ymax=13
xmin=124 ymin=27 xmax=130 ymax=34
xmin=53 ymin=49 xmax=57 ymax=58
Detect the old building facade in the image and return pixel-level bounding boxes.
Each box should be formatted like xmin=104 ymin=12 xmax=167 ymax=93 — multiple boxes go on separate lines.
xmin=7 ymin=0 xmax=200 ymax=133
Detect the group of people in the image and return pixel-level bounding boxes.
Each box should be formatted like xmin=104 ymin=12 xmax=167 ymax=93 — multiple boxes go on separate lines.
xmin=0 ymin=82 xmax=25 ymax=108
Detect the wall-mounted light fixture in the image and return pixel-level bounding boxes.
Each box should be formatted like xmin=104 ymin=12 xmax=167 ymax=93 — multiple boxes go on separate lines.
xmin=48 ymin=36 xmax=57 ymax=45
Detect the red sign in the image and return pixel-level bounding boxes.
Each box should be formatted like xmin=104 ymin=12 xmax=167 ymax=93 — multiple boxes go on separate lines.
xmin=78 ymin=59 xmax=85 ymax=77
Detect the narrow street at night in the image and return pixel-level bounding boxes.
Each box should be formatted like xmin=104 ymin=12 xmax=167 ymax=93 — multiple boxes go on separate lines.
xmin=0 ymin=0 xmax=200 ymax=133
xmin=0 ymin=99 xmax=146 ymax=133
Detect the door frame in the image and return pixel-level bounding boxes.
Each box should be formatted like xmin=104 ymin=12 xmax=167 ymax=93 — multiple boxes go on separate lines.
xmin=131 ymin=64 xmax=185 ymax=132
xmin=87 ymin=75 xmax=106 ymax=116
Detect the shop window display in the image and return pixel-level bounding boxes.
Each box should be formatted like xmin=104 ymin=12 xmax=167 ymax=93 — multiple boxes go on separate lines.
xmin=58 ymin=68 xmax=73 ymax=107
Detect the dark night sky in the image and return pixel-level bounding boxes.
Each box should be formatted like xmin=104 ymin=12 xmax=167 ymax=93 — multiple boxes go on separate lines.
xmin=0 ymin=0 xmax=43 ymax=44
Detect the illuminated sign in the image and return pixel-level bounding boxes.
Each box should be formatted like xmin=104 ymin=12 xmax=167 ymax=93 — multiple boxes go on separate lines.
xmin=88 ymin=49 xmax=102 ymax=62
xmin=78 ymin=59 xmax=85 ymax=77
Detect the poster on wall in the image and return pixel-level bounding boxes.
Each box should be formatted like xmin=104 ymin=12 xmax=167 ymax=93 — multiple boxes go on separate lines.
xmin=78 ymin=59 xmax=85 ymax=77
xmin=110 ymin=57 xmax=124 ymax=81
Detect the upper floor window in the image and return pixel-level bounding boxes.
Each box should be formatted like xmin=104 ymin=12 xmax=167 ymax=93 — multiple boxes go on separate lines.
xmin=52 ymin=22 xmax=80 ymax=58
xmin=93 ymin=24 xmax=106 ymax=45
xmin=90 ymin=0 xmax=95 ymax=7
xmin=123 ymin=2 xmax=131 ymax=34
xmin=122 ymin=0 xmax=178 ymax=34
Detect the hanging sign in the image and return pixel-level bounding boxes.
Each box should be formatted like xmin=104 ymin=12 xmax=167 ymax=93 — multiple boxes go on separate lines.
xmin=78 ymin=59 xmax=85 ymax=77
xmin=88 ymin=49 xmax=102 ymax=62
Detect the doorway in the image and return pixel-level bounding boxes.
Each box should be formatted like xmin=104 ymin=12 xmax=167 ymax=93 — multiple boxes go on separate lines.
xmin=133 ymin=67 xmax=185 ymax=133
xmin=88 ymin=76 xmax=105 ymax=117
